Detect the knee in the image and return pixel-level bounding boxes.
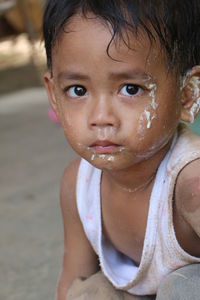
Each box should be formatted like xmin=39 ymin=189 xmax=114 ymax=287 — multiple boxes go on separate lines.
xmin=156 ymin=264 xmax=200 ymax=300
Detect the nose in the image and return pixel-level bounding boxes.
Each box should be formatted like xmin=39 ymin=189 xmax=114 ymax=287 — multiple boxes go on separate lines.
xmin=88 ymin=94 xmax=119 ymax=129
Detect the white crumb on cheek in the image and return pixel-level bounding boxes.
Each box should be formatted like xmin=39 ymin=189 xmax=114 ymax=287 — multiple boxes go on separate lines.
xmin=144 ymin=109 xmax=152 ymax=129
xmin=96 ymin=154 xmax=115 ymax=162
xmin=138 ymin=107 xmax=156 ymax=136
xmin=107 ymin=155 xmax=115 ymax=161
xmin=138 ymin=82 xmax=158 ymax=132
xmin=98 ymin=154 xmax=106 ymax=160
xmin=148 ymin=83 xmax=158 ymax=111
xmin=119 ymin=146 xmax=126 ymax=152
xmin=90 ymin=153 xmax=115 ymax=162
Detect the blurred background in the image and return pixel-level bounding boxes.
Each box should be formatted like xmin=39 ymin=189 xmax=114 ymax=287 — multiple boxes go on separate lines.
xmin=0 ymin=1 xmax=76 ymax=299
xmin=0 ymin=1 xmax=199 ymax=300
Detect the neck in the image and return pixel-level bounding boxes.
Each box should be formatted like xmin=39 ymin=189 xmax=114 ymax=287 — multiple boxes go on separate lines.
xmin=102 ymin=138 xmax=172 ymax=194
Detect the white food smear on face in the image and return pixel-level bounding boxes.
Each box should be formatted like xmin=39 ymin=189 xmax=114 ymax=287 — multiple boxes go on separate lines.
xmin=97 ymin=127 xmax=117 ymax=140
xmin=88 ymin=129 xmax=126 ymax=163
xmin=143 ymin=83 xmax=158 ymax=130
xmin=107 ymin=155 xmax=115 ymax=161
xmin=149 ymin=83 xmax=158 ymax=111
xmin=98 ymin=154 xmax=106 ymax=160
xmin=144 ymin=109 xmax=156 ymax=129
xmin=144 ymin=110 xmax=151 ymax=129
xmin=88 ymin=146 xmax=127 ymax=163
xmin=145 ymin=83 xmax=158 ymax=129
xmin=90 ymin=153 xmax=115 ymax=162
xmin=137 ymin=82 xmax=158 ymax=138
xmin=91 ymin=153 xmax=96 ymax=160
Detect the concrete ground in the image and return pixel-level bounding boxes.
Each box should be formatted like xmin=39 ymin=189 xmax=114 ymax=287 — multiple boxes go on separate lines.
xmin=0 ymin=88 xmax=76 ymax=300
xmin=0 ymin=87 xmax=200 ymax=300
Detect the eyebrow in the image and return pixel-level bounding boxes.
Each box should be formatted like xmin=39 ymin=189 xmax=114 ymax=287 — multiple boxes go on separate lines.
xmin=108 ymin=70 xmax=152 ymax=81
xmin=57 ymin=71 xmax=90 ymax=82
xmin=57 ymin=69 xmax=152 ymax=82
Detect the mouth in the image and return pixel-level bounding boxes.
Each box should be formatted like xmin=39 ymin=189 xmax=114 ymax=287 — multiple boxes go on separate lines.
xmin=89 ymin=140 xmax=122 ymax=154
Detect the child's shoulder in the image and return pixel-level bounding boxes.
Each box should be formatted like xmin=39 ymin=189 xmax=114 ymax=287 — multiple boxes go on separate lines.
xmin=174 ymin=126 xmax=200 ymax=214
xmin=60 ymin=158 xmax=81 ymax=217
xmin=167 ymin=125 xmax=200 ymax=172
xmin=172 ymin=126 xmax=200 ymax=254
xmin=175 ymin=157 xmax=200 ymax=216
xmin=175 ymin=157 xmax=200 ymax=254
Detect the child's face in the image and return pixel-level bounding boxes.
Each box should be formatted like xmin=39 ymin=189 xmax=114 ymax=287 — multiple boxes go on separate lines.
xmin=47 ymin=15 xmax=181 ymax=170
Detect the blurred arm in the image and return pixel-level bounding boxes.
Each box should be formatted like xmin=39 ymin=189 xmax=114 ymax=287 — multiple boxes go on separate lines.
xmin=56 ymin=158 xmax=99 ymax=300
xmin=175 ymin=159 xmax=200 ymax=256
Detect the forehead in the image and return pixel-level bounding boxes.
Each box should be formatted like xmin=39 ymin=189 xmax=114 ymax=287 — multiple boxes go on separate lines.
xmin=52 ymin=14 xmax=167 ymax=77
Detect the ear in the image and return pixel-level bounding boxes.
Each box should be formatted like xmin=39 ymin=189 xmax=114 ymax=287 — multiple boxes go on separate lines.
xmin=180 ymin=66 xmax=200 ymax=124
xmin=44 ymin=71 xmax=60 ymax=118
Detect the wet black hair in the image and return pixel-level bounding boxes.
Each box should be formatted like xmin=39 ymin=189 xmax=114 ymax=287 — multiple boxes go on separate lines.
xmin=43 ymin=0 xmax=200 ymax=75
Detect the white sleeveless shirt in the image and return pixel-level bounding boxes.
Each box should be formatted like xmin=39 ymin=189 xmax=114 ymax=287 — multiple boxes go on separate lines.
xmin=76 ymin=125 xmax=200 ymax=295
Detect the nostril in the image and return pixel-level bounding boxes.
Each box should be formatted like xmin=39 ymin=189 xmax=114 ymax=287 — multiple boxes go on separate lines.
xmin=91 ymin=123 xmax=114 ymax=127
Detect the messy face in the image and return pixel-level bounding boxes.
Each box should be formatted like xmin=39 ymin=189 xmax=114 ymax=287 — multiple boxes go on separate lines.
xmin=49 ymin=15 xmax=181 ymax=171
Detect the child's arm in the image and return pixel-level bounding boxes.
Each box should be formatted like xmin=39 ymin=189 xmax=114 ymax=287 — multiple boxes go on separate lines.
xmin=56 ymin=159 xmax=100 ymax=300
xmin=175 ymin=159 xmax=200 ymax=256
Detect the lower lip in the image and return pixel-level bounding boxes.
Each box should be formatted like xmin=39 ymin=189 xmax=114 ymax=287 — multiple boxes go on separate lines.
xmin=91 ymin=145 xmax=120 ymax=154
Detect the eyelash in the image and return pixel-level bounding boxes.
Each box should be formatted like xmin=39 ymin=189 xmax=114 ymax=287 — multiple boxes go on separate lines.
xmin=64 ymin=83 xmax=145 ymax=99
xmin=119 ymin=84 xmax=144 ymax=97
xmin=64 ymin=85 xmax=88 ymax=98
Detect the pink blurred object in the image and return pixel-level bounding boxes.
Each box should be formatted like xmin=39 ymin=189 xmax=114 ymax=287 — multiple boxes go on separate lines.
xmin=48 ymin=107 xmax=60 ymax=124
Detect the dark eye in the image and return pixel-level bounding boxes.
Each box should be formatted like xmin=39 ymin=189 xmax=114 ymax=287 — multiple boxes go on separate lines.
xmin=120 ymin=84 xmax=141 ymax=96
xmin=67 ymin=85 xmax=88 ymax=98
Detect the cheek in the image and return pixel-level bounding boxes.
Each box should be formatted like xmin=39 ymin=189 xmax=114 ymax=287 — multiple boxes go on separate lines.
xmin=56 ymin=101 xmax=79 ymax=130
xmin=61 ymin=110 xmax=88 ymax=151
xmin=61 ymin=109 xmax=73 ymax=129
xmin=137 ymin=109 xmax=154 ymax=139
xmin=136 ymin=101 xmax=180 ymax=157
xmin=159 ymin=99 xmax=181 ymax=132
xmin=63 ymin=117 xmax=80 ymax=140
xmin=63 ymin=124 xmax=85 ymax=155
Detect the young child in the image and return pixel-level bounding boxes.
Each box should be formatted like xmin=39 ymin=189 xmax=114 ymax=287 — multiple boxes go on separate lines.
xmin=43 ymin=1 xmax=200 ymax=299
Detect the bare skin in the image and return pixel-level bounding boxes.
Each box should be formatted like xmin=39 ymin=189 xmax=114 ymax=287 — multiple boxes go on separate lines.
xmin=58 ymin=156 xmax=200 ymax=300
xmin=44 ymin=15 xmax=200 ymax=300
xmin=174 ymin=159 xmax=200 ymax=257
xmin=56 ymin=159 xmax=100 ymax=300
